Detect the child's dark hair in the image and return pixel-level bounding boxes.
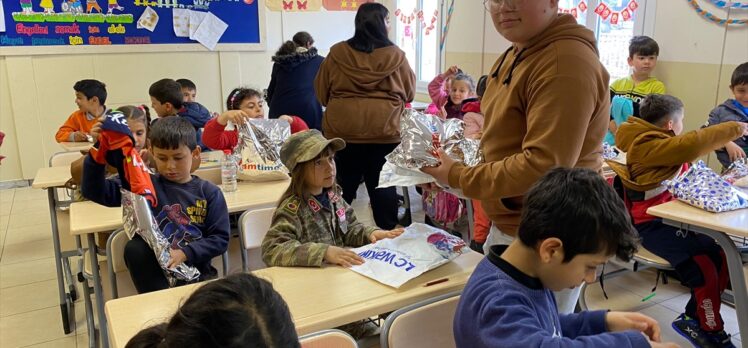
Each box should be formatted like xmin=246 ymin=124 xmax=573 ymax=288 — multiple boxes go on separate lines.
xmin=476 ymin=75 xmax=488 ymax=98
xmin=274 ymin=32 xmax=315 ymax=57
xmin=117 ymin=105 xmax=152 ymax=127
xmin=125 ymin=273 xmax=300 ymax=348
xmin=452 ymin=73 xmax=476 ymax=93
xmin=226 ymin=87 xmax=262 ymax=111
xmin=347 ymin=3 xmax=394 ymax=53
xmin=518 ymin=167 xmax=639 ymax=263
xmin=730 ymin=62 xmax=748 ymax=87
xmin=74 ymin=79 xmax=107 ymax=105
xmin=149 ymin=79 xmax=184 ymax=109
xmin=629 ymin=36 xmax=659 ymax=58
xmin=149 ymin=116 xmax=197 ymax=151
xmin=175 ymin=78 xmax=196 ymax=91
xmin=640 ymin=94 xmax=684 ymax=126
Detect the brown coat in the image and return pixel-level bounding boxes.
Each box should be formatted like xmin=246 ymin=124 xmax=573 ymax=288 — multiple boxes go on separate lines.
xmin=609 ymin=117 xmax=743 ymax=191
xmin=315 ymin=42 xmax=415 ymax=144
xmin=447 ymin=15 xmax=610 ymax=236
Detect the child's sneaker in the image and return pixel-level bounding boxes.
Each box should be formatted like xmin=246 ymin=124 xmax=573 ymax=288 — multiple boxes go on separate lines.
xmin=705 ymin=330 xmax=736 ymax=348
xmin=671 ymin=314 xmax=718 ymax=348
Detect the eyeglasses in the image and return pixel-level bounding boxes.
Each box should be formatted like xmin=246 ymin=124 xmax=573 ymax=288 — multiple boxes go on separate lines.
xmin=483 ymin=0 xmax=522 ymax=12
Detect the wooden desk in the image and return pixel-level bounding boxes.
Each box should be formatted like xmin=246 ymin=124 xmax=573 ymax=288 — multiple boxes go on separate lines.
xmin=648 ymin=201 xmax=748 ymax=347
xmin=70 ymin=179 xmax=289 ymax=348
xmin=105 ymin=251 xmax=483 ymax=348
xmin=32 ymin=166 xmax=73 ymax=189
xmin=59 ymin=142 xmax=93 ymax=152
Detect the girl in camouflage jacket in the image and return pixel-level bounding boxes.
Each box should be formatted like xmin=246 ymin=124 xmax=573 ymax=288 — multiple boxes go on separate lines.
xmin=261 ymin=130 xmax=403 ymax=267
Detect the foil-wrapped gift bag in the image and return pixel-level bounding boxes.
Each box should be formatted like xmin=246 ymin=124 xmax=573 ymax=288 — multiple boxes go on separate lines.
xmin=722 ymin=158 xmax=748 ymax=188
xmin=349 ymin=223 xmax=467 ymax=288
xmin=379 ymin=109 xmax=482 ymax=188
xmin=663 ymin=161 xmax=748 ymax=213
xmin=234 ymin=119 xmax=290 ymax=182
xmin=121 ymin=189 xmax=200 ymax=286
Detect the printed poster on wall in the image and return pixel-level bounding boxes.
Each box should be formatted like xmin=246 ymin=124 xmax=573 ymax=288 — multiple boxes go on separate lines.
xmin=0 ymin=0 xmax=260 ymax=48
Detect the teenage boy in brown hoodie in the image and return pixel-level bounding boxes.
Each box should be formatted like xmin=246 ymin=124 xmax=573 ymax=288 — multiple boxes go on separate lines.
xmin=423 ymin=2 xmax=609 ymax=314
xmin=609 ymin=94 xmax=748 ymax=348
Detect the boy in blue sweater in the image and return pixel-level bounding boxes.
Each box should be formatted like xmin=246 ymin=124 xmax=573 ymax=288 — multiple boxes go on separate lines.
xmin=453 ymin=168 xmax=679 ymax=348
xmin=82 ymin=116 xmax=229 ymax=294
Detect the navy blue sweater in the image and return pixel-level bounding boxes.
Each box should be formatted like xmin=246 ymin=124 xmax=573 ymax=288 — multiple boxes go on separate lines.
xmin=267 ymin=48 xmax=325 ymax=130
xmin=453 ymin=246 xmax=650 ymax=348
xmin=177 ymin=101 xmax=213 ymax=151
xmin=81 ymin=156 xmax=229 ymax=275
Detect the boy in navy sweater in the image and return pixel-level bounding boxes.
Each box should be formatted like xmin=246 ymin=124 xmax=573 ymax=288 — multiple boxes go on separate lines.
xmin=454 ymin=168 xmax=679 ymax=348
xmin=82 ymin=117 xmax=229 ymax=294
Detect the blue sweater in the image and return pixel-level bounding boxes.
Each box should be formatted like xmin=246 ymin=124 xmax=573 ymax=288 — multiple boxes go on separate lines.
xmin=81 ymin=156 xmax=230 ymax=276
xmin=453 ymin=246 xmax=650 ymax=348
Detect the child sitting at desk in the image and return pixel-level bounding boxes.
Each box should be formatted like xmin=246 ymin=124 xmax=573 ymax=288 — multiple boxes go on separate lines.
xmin=126 ymin=273 xmax=300 ymax=348
xmin=56 ymin=79 xmax=112 ymax=143
xmin=261 ymin=129 xmax=402 ymax=267
xmin=454 ymin=167 xmax=677 ymax=348
xmin=202 ymin=87 xmax=308 ymax=152
xmin=82 ymin=116 xmax=229 ymax=293
xmin=609 ymin=94 xmax=748 ymax=347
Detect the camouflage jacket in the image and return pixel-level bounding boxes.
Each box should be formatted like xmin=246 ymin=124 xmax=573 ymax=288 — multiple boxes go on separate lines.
xmin=261 ymin=186 xmax=377 ymax=267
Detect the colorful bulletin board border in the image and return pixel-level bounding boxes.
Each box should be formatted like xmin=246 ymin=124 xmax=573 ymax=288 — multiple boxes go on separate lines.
xmin=0 ymin=0 xmax=267 ymax=55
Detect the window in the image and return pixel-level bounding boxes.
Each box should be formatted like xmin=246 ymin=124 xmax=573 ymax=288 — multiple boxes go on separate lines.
xmin=394 ymin=0 xmax=441 ymax=86
xmin=560 ymin=0 xmax=645 ymax=81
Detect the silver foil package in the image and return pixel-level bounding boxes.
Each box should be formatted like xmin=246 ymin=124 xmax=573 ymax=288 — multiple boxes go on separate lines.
xmin=663 ymin=161 xmax=748 ymax=213
xmin=722 ymin=158 xmax=748 ymax=187
xmin=381 ymin=109 xmax=483 ymax=189
xmin=234 ymin=119 xmax=290 ymax=182
xmin=121 ymin=189 xmax=200 ymax=286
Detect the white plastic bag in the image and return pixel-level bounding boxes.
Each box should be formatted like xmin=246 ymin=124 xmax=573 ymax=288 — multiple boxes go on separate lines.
xmin=349 ymin=223 xmax=467 ymax=288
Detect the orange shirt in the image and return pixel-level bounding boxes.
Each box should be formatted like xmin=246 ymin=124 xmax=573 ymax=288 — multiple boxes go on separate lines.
xmin=55 ymin=110 xmax=99 ymax=143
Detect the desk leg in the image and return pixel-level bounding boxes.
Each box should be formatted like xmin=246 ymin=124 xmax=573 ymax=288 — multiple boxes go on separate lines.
xmin=87 ymin=234 xmax=109 ymax=348
xmin=47 ymin=189 xmax=75 ymax=334
xmin=668 ymin=220 xmax=748 ymax=348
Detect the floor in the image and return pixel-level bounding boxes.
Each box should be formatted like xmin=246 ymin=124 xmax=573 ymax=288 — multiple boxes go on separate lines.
xmin=0 ymin=185 xmax=742 ymax=347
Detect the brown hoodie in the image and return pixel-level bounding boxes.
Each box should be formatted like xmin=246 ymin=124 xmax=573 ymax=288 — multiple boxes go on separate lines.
xmin=609 ymin=117 xmax=743 ymax=192
xmin=447 ymin=14 xmax=610 ymax=236
xmin=315 ymin=42 xmax=416 ymax=144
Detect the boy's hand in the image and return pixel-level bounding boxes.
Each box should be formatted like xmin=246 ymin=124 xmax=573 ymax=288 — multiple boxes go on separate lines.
xmin=217 ymin=110 xmax=250 ymax=126
xmin=279 ymin=115 xmax=294 ymax=124
xmin=369 ymin=228 xmax=405 ymax=243
xmin=167 ymin=249 xmax=188 ymax=268
xmin=444 ymin=65 xmax=459 ymax=76
xmin=606 ymin=311 xmax=661 ymax=342
xmin=324 ymin=246 xmax=364 ymax=267
xmin=73 ymin=131 xmax=88 ymax=142
xmin=726 ymin=141 xmax=746 ymax=162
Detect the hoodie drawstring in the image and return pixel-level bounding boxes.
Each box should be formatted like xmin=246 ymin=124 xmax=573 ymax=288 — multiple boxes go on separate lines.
xmin=490 ymin=46 xmax=526 ymax=86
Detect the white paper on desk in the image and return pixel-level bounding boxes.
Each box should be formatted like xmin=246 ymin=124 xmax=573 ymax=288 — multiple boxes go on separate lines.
xmin=193 ymin=12 xmax=227 ymax=51
xmin=349 ymin=223 xmax=467 ymax=288
xmin=173 ymin=8 xmax=190 ymax=37
xmin=0 ymin=0 xmax=6 ymax=33
xmin=188 ymin=10 xmax=207 ymax=40
xmin=137 ymin=6 xmax=159 ymax=32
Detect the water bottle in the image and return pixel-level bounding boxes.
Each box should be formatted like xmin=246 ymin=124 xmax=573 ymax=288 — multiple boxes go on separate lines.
xmin=221 ymin=150 xmax=238 ymax=193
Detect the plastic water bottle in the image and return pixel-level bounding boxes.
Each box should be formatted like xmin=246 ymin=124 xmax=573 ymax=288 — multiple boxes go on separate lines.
xmin=221 ymin=150 xmax=238 ymax=193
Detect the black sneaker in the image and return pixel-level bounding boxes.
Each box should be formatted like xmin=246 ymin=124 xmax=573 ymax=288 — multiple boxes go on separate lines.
xmin=672 ymin=313 xmax=718 ymax=348
xmin=705 ymin=330 xmax=736 ymax=348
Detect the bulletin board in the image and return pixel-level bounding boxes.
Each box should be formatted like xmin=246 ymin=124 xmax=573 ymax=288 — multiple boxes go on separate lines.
xmin=0 ymin=0 xmax=265 ymax=55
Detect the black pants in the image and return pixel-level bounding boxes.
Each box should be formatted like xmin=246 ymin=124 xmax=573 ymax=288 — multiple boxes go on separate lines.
xmin=335 ymin=142 xmax=399 ymax=230
xmin=124 ymin=235 xmax=217 ymax=294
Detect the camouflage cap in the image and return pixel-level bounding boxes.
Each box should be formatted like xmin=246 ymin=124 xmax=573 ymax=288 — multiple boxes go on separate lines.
xmin=280 ymin=129 xmax=345 ymax=172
